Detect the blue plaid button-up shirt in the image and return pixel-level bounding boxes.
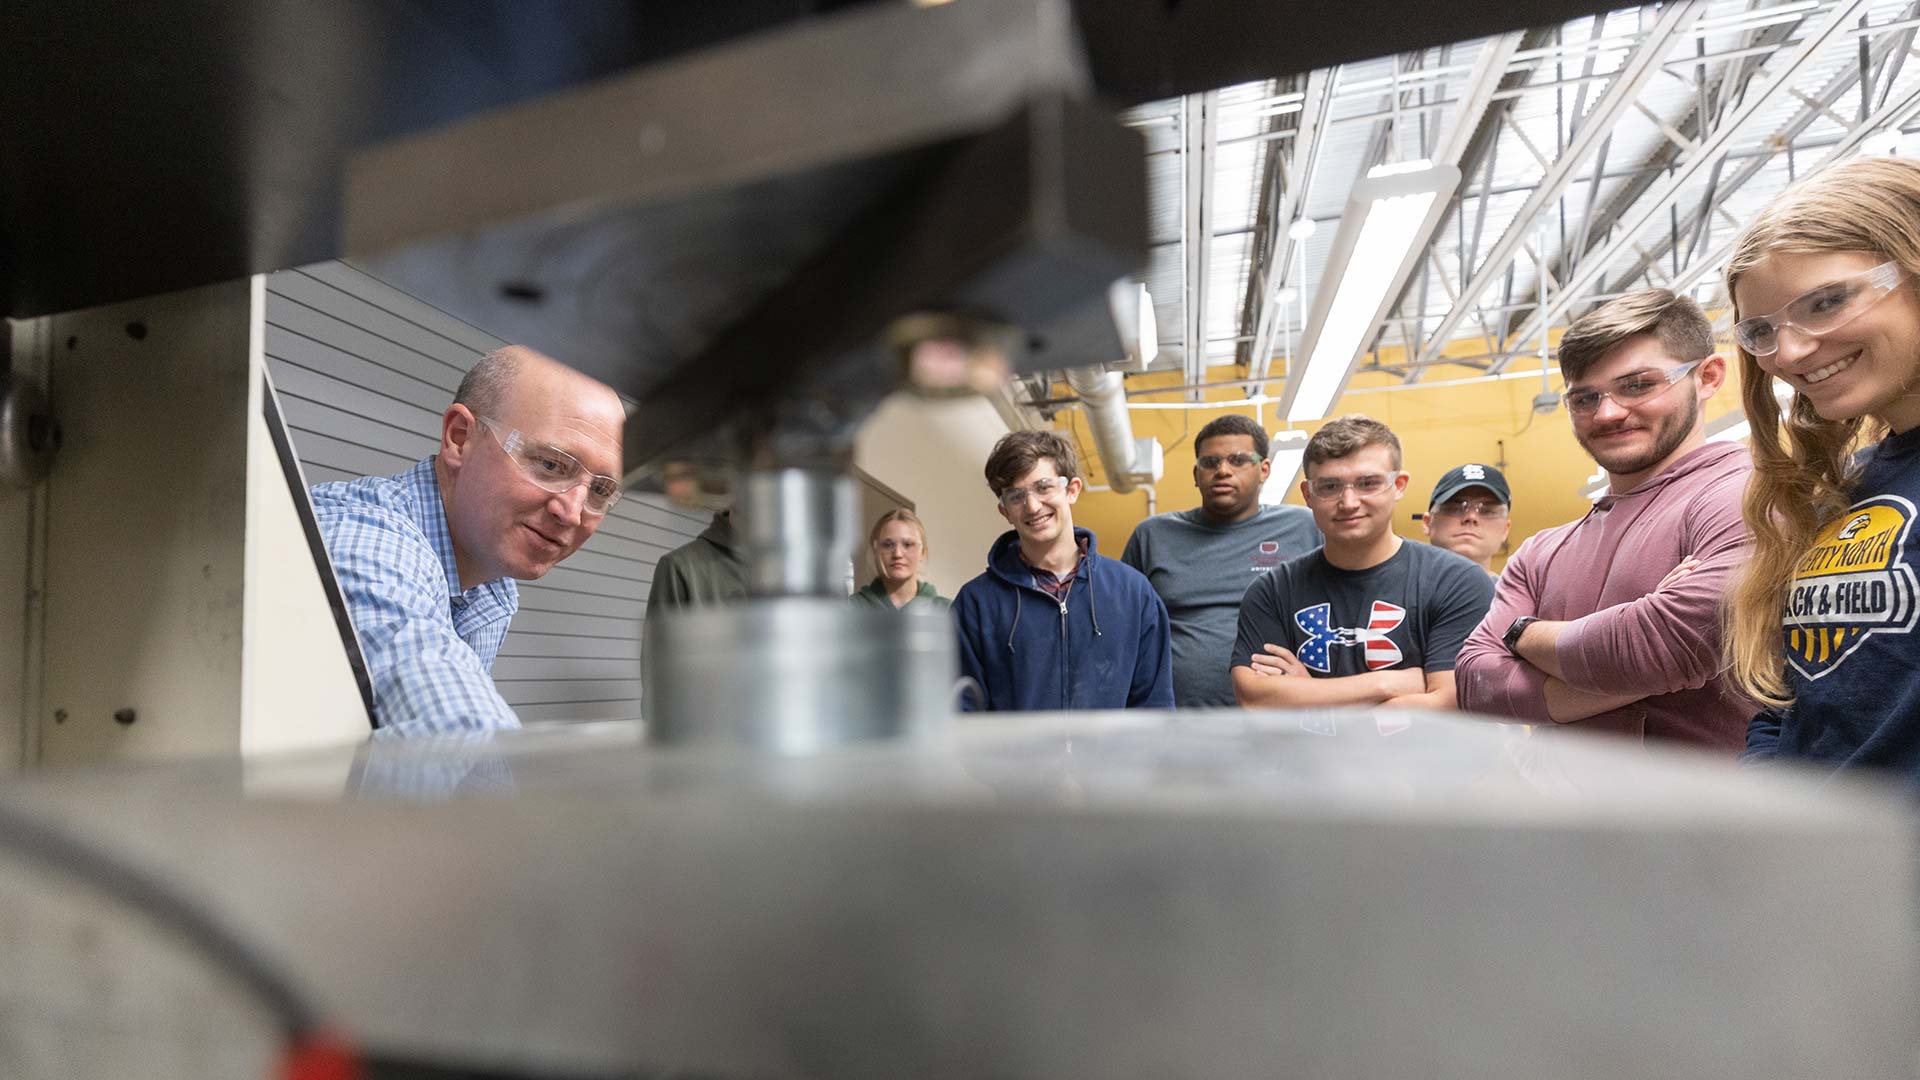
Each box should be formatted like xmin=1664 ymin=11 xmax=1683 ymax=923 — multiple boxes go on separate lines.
xmin=311 ymin=458 xmax=521 ymax=737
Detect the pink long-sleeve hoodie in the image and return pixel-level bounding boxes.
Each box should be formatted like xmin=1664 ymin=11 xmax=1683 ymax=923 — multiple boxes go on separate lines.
xmin=1456 ymin=441 xmax=1755 ymax=750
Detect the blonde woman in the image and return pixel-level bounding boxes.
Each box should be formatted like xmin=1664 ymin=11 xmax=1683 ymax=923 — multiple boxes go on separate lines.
xmin=1725 ymin=157 xmax=1920 ymax=773
xmin=852 ymin=508 xmax=950 ymax=611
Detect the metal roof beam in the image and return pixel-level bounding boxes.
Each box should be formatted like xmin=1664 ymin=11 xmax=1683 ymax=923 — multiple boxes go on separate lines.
xmin=1405 ymin=3 xmax=1702 ymax=377
xmin=1241 ymin=68 xmax=1332 ymax=393
xmin=1359 ymin=26 xmax=1565 ymax=382
xmin=1332 ymin=34 xmax=1523 ymax=379
xmin=1179 ymin=89 xmax=1218 ymax=402
xmin=1493 ymin=0 xmax=1872 ymax=370
xmin=1233 ymin=75 xmax=1292 ymax=373
xmin=1592 ymin=3 xmax=1920 ymax=306
xmin=1484 ymin=15 xmax=1805 ymax=344
xmin=1656 ymin=74 xmax=1920 ymax=302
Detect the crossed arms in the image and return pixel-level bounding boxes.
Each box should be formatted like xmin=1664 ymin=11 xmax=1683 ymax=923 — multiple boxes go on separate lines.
xmin=1230 ymin=644 xmax=1452 ymax=708
xmin=1454 ymin=507 xmax=1744 ymax=725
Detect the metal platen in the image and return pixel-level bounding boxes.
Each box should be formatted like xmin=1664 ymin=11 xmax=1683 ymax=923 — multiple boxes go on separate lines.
xmin=0 ymin=712 xmax=1912 ymax=1078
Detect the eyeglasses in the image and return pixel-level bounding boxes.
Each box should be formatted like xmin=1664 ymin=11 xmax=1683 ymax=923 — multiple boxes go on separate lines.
xmin=1563 ymin=360 xmax=1702 ymax=418
xmin=1431 ymin=499 xmax=1508 ymax=520
xmin=875 ymin=538 xmax=922 ymax=554
xmin=1195 ymin=451 xmax=1264 ymax=472
xmin=1733 ymin=260 xmax=1906 ymax=356
xmin=997 ymin=476 xmax=1069 ymax=509
xmin=476 ymin=416 xmax=623 ymax=515
xmin=1305 ymin=473 xmax=1394 ymax=501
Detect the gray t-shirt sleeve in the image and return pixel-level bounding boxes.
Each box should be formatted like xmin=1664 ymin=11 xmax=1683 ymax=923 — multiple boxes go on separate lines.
xmin=1419 ymin=552 xmax=1498 ymax=672
xmin=1120 ymin=522 xmax=1148 ymax=574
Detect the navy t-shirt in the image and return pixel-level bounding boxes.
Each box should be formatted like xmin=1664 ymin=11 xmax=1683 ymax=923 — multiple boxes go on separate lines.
xmin=1231 ymin=540 xmax=1494 ymax=679
xmin=1750 ymin=425 xmax=1920 ymax=776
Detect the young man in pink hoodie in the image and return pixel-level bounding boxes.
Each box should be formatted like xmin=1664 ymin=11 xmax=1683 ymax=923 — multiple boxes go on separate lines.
xmin=1455 ymin=290 xmax=1754 ymax=751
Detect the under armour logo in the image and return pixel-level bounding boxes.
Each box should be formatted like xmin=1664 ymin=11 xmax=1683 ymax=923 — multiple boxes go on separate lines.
xmin=1292 ymin=601 xmax=1408 ymax=672
xmin=1461 ymin=464 xmax=1487 ymax=480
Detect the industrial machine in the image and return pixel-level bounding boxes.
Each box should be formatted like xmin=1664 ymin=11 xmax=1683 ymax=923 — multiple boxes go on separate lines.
xmin=3 ymin=711 xmax=1915 ymax=1079
xmin=0 ymin=1 xmax=1913 ymax=1077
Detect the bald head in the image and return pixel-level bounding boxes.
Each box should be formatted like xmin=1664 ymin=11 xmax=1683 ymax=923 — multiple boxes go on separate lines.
xmin=438 ymin=345 xmax=626 ymax=588
xmin=454 ymin=345 xmax=621 ymax=433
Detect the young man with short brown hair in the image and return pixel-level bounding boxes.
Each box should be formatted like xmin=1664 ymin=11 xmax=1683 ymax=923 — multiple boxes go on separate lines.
xmin=952 ymin=430 xmax=1173 ymax=711
xmin=1455 ymin=289 xmax=1753 ymax=749
xmin=1230 ymin=415 xmax=1494 ymax=711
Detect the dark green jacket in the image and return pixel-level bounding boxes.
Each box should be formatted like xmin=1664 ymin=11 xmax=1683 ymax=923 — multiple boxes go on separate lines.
xmin=851 ymin=577 xmax=950 ymax=611
xmin=648 ymin=511 xmax=749 ymax=612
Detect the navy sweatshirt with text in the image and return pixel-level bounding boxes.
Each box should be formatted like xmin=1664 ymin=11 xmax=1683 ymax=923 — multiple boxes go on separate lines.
xmin=1747 ymin=425 xmax=1920 ymax=782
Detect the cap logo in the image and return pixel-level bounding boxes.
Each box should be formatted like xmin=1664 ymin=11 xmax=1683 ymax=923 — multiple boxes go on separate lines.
xmin=1461 ymin=464 xmax=1486 ymax=480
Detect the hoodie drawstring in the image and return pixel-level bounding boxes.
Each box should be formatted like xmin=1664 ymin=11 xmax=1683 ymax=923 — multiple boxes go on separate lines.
xmin=1006 ymin=592 xmax=1023 ymax=654
xmin=1084 ymin=557 xmax=1102 ymax=638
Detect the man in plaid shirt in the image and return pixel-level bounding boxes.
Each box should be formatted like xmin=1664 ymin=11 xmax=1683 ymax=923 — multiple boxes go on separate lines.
xmin=311 ymin=346 xmax=625 ymax=736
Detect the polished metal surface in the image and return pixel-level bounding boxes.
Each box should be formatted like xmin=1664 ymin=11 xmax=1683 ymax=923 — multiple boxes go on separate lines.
xmin=741 ymin=469 xmax=857 ymax=598
xmin=0 ymin=712 xmax=1910 ymax=1078
xmin=646 ymin=599 xmax=953 ymax=754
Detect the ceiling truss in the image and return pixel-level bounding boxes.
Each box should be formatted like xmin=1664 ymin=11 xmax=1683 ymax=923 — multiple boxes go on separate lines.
xmin=1033 ymin=1 xmax=1920 ymax=416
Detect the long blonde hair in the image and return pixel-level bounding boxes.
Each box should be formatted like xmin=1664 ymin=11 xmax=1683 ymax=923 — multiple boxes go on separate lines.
xmin=1722 ymin=157 xmax=1920 ymax=705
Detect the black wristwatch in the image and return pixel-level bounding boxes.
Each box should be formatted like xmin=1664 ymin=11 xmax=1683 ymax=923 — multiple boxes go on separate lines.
xmin=1502 ymin=616 xmax=1540 ymax=657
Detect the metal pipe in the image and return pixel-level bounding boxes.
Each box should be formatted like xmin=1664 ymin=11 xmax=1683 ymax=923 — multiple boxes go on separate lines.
xmin=1039 ymin=363 xmax=1561 ymax=409
xmin=1063 ymin=365 xmax=1143 ymax=493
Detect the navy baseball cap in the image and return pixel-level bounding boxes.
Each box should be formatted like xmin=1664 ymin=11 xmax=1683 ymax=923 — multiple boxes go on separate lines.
xmin=1429 ymin=463 xmax=1511 ymax=509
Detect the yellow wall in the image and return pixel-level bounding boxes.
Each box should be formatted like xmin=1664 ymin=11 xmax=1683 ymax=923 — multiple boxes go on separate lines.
xmin=1067 ymin=343 xmax=1746 ymax=571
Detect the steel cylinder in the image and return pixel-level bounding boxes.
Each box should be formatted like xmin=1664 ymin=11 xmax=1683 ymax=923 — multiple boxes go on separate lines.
xmin=645 ymin=598 xmax=954 ymax=754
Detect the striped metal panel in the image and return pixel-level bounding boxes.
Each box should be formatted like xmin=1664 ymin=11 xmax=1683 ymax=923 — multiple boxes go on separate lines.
xmin=263 ymin=260 xmax=705 ymax=723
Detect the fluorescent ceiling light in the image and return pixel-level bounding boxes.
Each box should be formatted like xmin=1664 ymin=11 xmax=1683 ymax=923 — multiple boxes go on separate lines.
xmin=1260 ymin=430 xmax=1311 ymax=506
xmin=1283 ymin=161 xmax=1461 ymax=423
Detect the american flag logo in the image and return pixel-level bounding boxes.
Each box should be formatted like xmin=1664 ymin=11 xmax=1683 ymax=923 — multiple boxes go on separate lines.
xmin=1363 ymin=601 xmax=1407 ymax=670
xmin=1292 ymin=601 xmax=1407 ymax=672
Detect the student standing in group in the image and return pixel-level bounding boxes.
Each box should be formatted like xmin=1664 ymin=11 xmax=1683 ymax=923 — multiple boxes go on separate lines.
xmin=952 ymin=431 xmax=1173 ymax=711
xmin=1418 ymin=463 xmax=1511 ymax=578
xmin=1722 ymin=157 xmax=1920 ymax=777
xmin=1231 ymin=415 xmax=1493 ymax=710
xmin=1121 ymin=415 xmax=1320 ymax=707
xmin=1455 ymin=290 xmax=1753 ymax=749
xmin=851 ymin=508 xmax=950 ymax=611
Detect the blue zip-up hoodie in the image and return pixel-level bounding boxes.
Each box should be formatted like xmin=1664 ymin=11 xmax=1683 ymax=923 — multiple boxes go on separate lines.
xmin=952 ymin=527 xmax=1174 ymax=711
